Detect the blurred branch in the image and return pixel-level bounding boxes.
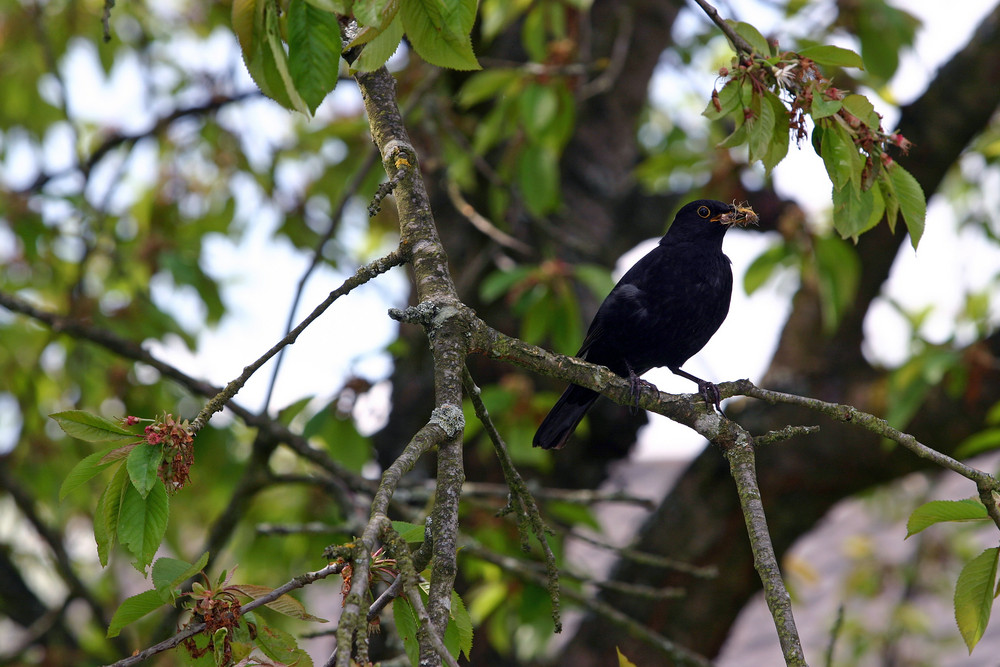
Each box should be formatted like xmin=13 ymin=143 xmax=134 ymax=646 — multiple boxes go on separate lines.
xmin=18 ymin=91 xmax=260 ymax=194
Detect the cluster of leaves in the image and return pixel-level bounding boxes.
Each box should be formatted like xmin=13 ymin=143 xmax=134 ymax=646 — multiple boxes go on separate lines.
xmin=54 ymin=411 xmax=194 ymax=572
xmin=480 ymin=260 xmax=613 ymax=355
xmin=110 ymin=555 xmax=323 ymax=665
xmin=705 ymin=21 xmax=926 ymax=248
xmin=906 ymin=496 xmax=1000 ymax=653
xmin=231 ymin=0 xmax=480 ymax=116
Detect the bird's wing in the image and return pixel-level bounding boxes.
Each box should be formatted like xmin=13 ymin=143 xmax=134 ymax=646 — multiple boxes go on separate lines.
xmin=577 ymin=282 xmax=648 ymax=358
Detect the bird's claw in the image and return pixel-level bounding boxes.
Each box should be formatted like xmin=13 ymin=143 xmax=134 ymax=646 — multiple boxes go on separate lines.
xmin=699 ymin=381 xmax=722 ymax=412
xmin=626 ymin=366 xmax=653 ymax=415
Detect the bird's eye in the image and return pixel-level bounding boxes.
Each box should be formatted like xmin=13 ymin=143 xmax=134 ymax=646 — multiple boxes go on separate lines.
xmin=697 ymin=206 xmax=711 ymax=218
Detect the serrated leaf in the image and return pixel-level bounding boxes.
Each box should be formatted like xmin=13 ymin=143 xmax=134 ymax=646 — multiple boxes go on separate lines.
xmin=906 ymin=499 xmax=989 ymax=538
xmin=810 ymin=89 xmax=842 ymax=120
xmin=107 ymin=589 xmax=165 ymax=637
xmin=152 ymin=552 xmax=210 ymax=599
xmin=59 ymin=447 xmax=119 ymax=500
xmin=118 ymin=479 xmax=169 ymax=573
xmin=748 ymin=92 xmax=776 ymax=164
xmin=450 ymin=589 xmax=473 ymax=660
xmin=354 ymin=0 xmax=399 ymax=31
xmin=352 ymin=14 xmax=404 ymax=73
xmin=255 ymin=623 xmax=313 ymax=666
xmin=263 ymin=1 xmax=310 ymax=114
xmin=400 ymin=0 xmax=480 ymax=71
xmin=50 ymin=411 xmax=137 ymax=443
xmin=731 ymin=20 xmax=770 ymax=56
xmin=762 ymin=91 xmax=790 ymax=172
xmin=842 ymin=94 xmax=879 ymax=129
xmin=393 ymin=597 xmax=420 ymax=666
xmin=821 ymin=121 xmax=861 ymax=190
xmin=831 ymin=183 xmax=875 ymax=241
xmin=288 ymin=0 xmax=342 ymax=115
xmin=703 ymin=77 xmax=750 ymax=121
xmin=126 ymin=443 xmax=162 ymax=498
xmin=955 ymin=546 xmax=999 ymax=653
xmin=798 ymin=44 xmax=865 ymax=70
xmin=887 ymin=162 xmax=925 ymax=249
xmin=229 ymin=584 xmax=328 ymax=622
xmin=96 ymin=463 xmax=130 ymax=567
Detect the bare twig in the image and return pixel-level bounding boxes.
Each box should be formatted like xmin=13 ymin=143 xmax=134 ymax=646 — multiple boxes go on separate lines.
xmin=689 ymin=0 xmax=756 ymax=57
xmin=188 ymin=249 xmax=407 ymax=434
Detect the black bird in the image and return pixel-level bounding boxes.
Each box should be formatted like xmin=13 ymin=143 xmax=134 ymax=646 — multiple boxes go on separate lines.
xmin=532 ymin=199 xmax=758 ymax=450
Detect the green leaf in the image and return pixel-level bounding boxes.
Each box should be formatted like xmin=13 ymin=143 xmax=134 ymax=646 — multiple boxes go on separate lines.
xmin=352 ymin=15 xmax=404 ymax=73
xmin=956 ymin=428 xmax=1000 ymax=459
xmin=96 ymin=463 xmax=131 ymax=567
xmin=809 ymin=89 xmax=842 ymax=120
xmin=831 ymin=184 xmax=876 ymax=241
xmin=762 ymin=91 xmax=790 ymax=172
xmin=263 ymin=0 xmax=310 ymax=114
xmin=887 ymin=162 xmax=926 ymax=249
xmin=450 ymin=589 xmax=473 ymax=660
xmin=798 ymin=44 xmax=865 ymax=70
xmin=255 ymin=623 xmax=313 ymax=666
xmin=50 ymin=411 xmax=137 ymax=443
xmin=126 ymin=443 xmax=162 ymax=498
xmin=519 ymin=82 xmax=560 ymax=141
xmin=618 ymin=647 xmax=639 ymax=667
xmin=288 ymin=0 xmax=342 ymax=114
xmin=821 ymin=121 xmax=861 ymax=190
xmin=230 ymin=584 xmax=328 ymax=622
xmin=458 ymin=69 xmax=521 ymax=108
xmin=107 ymin=588 xmax=166 ymax=637
xmin=400 ymin=0 xmax=480 ymax=71
xmin=703 ymin=77 xmax=748 ymax=121
xmin=516 ymin=143 xmax=560 ymax=216
xmin=118 ymin=479 xmax=169 ymax=573
xmin=60 ymin=447 xmax=119 ymax=499
xmin=744 ymin=242 xmax=794 ymax=295
xmin=152 ymin=553 xmax=210 ymax=600
xmin=747 ymin=92 xmax=775 ymax=165
xmin=842 ymin=94 xmax=879 ymax=129
xmin=731 ymin=21 xmax=770 ymax=56
xmin=393 ymin=597 xmax=420 ymax=666
xmin=955 ymin=546 xmax=999 ymax=653
xmin=392 ymin=520 xmax=427 ymax=543
xmin=305 ymin=0 xmax=350 ymax=12
xmin=354 ymin=0 xmax=399 ymax=31
xmin=907 ymin=499 xmax=989 ymax=538
xmin=573 ymin=264 xmax=615 ymax=301
xmin=479 ymin=266 xmax=533 ymax=303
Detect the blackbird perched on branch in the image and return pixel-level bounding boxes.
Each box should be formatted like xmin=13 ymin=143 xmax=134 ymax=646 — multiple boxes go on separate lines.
xmin=533 ymin=199 xmax=758 ymax=450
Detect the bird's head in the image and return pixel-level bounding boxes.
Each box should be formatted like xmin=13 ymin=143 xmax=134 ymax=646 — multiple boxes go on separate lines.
xmin=665 ymin=199 xmax=758 ymax=243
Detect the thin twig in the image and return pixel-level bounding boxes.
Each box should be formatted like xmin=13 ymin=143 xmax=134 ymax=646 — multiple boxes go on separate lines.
xmin=188 ymin=249 xmax=407 ymax=434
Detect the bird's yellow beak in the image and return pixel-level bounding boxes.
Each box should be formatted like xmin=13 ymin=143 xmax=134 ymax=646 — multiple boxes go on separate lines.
xmin=716 ymin=203 xmax=758 ymax=227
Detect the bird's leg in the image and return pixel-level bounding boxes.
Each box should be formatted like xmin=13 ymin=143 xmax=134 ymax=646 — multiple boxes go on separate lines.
xmin=669 ymin=366 xmax=722 ymax=412
xmin=624 ymin=361 xmax=651 ymax=415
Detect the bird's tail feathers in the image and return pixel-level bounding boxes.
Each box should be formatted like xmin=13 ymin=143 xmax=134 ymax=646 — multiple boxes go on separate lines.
xmin=532 ymin=384 xmax=599 ymax=450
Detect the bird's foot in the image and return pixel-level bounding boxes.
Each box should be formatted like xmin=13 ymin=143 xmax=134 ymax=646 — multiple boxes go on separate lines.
xmin=626 ymin=365 xmax=654 ymax=415
xmin=698 ymin=381 xmax=722 ymax=412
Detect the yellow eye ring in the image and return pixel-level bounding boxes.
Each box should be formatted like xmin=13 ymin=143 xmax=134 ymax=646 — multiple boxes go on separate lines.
xmin=697 ymin=206 xmax=711 ymax=218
